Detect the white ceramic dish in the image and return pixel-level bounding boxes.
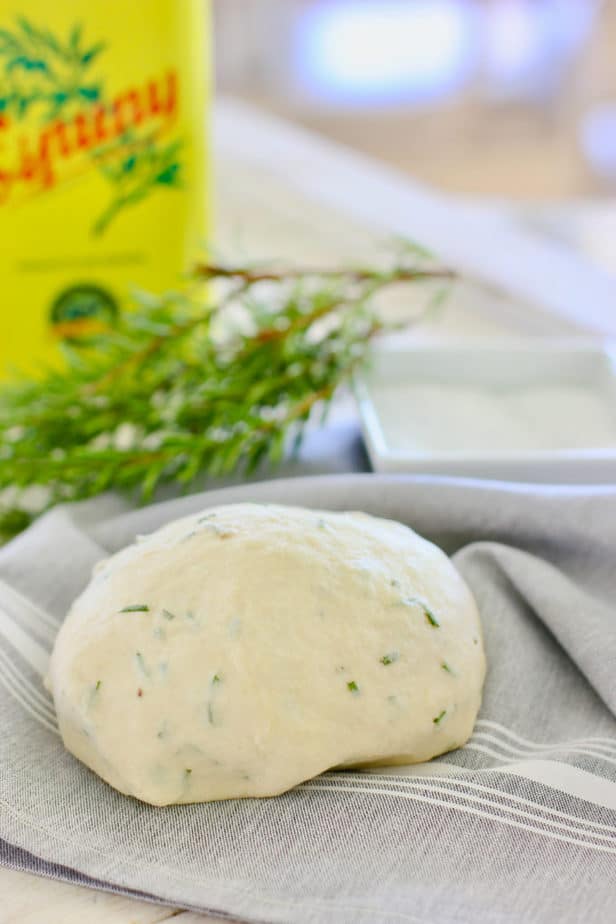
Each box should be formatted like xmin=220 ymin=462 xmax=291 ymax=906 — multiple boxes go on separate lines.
xmin=355 ymin=340 xmax=616 ymax=483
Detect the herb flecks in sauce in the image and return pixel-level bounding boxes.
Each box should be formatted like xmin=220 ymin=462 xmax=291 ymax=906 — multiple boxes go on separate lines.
xmin=441 ymin=661 xmax=453 ymax=674
xmin=433 ymin=710 xmax=447 ymax=725
xmin=380 ymin=652 xmax=399 ymax=666
xmin=162 ymin=609 xmax=176 ymax=621
xmin=120 ymin=604 xmax=149 ymax=613
xmin=95 ymin=680 xmax=102 ymax=691
xmin=347 ymin=680 xmax=359 ymax=694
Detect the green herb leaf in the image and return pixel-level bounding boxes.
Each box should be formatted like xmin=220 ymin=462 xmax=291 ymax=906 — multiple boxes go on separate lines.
xmin=347 ymin=680 xmax=359 ymax=694
xmin=135 ymin=651 xmax=149 ymax=677
xmin=398 ymin=597 xmax=440 ymax=627
xmin=120 ymin=604 xmax=149 ymax=613
xmin=380 ymin=652 xmax=399 ymax=666
xmin=87 ymin=679 xmax=102 ymax=708
xmin=441 ymin=661 xmax=453 ymax=673
xmin=433 ymin=710 xmax=447 ymax=725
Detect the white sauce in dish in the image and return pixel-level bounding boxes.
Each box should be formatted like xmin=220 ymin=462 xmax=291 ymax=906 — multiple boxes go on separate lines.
xmin=374 ymin=383 xmax=616 ymax=453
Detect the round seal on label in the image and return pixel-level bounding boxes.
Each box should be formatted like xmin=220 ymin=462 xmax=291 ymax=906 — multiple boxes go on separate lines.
xmin=50 ymin=284 xmax=118 ymax=343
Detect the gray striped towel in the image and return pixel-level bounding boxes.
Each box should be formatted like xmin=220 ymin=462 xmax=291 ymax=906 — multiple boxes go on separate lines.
xmin=1 ymin=473 xmax=615 ymax=923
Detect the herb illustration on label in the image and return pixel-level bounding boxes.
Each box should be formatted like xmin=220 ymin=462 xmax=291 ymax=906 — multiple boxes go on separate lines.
xmin=0 ymin=16 xmax=183 ymax=234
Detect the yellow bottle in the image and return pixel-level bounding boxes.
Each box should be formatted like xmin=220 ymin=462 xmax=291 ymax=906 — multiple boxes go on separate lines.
xmin=0 ymin=0 xmax=210 ymax=377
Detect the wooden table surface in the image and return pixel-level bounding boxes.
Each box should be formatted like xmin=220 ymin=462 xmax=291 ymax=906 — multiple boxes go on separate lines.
xmin=2 ymin=97 xmax=613 ymax=922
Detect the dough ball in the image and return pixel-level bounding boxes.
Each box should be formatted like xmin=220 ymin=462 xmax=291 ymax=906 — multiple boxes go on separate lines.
xmin=49 ymin=503 xmax=486 ymax=805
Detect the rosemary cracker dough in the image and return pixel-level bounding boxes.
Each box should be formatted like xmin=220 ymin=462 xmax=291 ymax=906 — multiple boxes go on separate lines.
xmin=48 ymin=503 xmax=486 ymax=805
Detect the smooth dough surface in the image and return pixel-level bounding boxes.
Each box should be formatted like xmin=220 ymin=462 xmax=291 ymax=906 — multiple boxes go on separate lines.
xmin=49 ymin=503 xmax=486 ymax=805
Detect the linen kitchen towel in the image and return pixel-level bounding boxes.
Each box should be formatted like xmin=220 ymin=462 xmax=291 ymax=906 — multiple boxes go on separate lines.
xmin=1 ymin=474 xmax=615 ymax=923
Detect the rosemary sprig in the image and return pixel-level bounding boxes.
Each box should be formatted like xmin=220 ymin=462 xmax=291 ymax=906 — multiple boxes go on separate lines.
xmin=0 ymin=250 xmax=453 ymax=540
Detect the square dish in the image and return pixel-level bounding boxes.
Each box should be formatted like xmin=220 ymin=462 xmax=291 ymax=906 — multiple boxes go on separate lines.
xmin=355 ymin=340 xmax=616 ymax=482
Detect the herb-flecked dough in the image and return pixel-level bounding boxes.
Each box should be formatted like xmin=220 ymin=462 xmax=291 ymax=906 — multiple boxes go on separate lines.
xmin=48 ymin=503 xmax=486 ymax=805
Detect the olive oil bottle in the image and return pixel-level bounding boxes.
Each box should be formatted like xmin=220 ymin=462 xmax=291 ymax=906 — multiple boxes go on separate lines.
xmin=0 ymin=0 xmax=210 ymax=377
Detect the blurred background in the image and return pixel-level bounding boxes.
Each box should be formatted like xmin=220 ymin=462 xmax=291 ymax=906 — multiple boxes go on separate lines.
xmin=213 ymin=0 xmax=616 ymax=199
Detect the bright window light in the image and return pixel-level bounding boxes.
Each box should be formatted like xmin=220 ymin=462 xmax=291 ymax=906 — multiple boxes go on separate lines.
xmin=484 ymin=0 xmax=540 ymax=85
xmin=296 ymin=0 xmax=476 ymax=105
xmin=484 ymin=0 xmax=599 ymax=96
xmin=581 ymin=104 xmax=616 ymax=181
